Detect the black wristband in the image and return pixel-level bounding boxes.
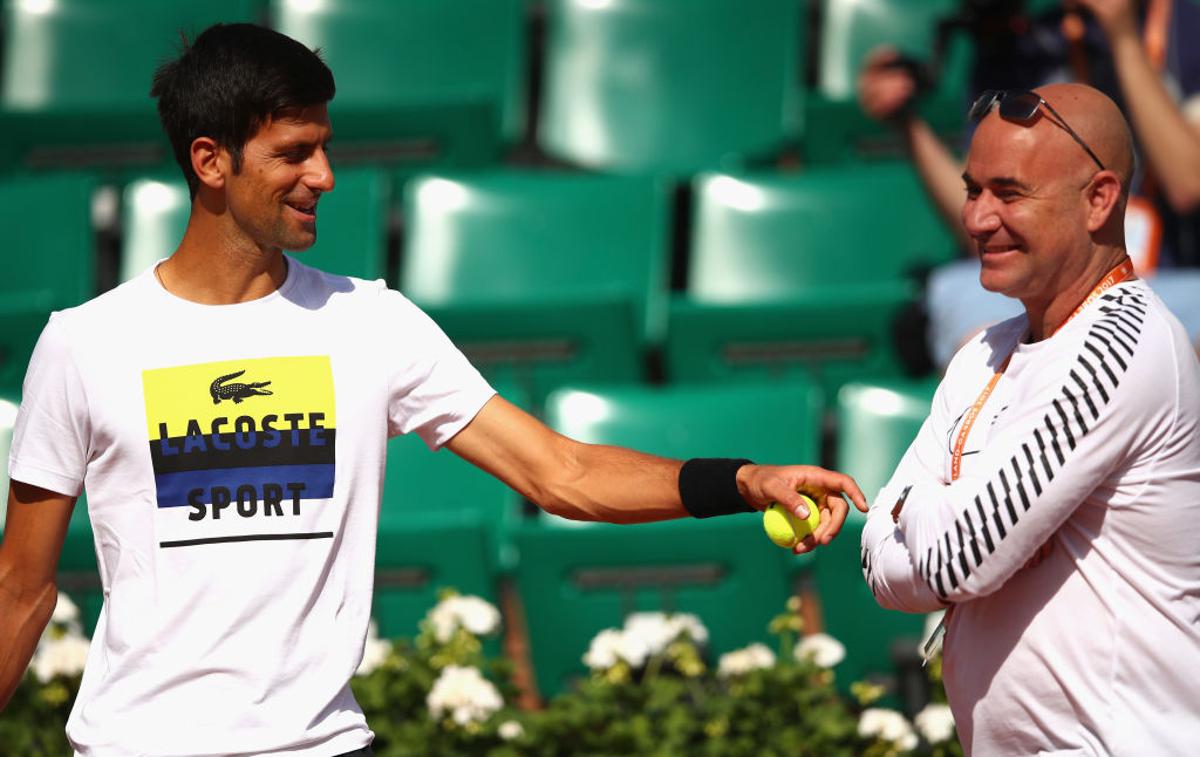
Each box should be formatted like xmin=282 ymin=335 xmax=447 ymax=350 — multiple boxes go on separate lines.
xmin=678 ymin=458 xmax=755 ymax=519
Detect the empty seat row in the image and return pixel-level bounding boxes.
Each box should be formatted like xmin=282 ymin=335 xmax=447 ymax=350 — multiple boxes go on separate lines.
xmin=0 ymin=165 xmax=954 ymax=402
xmin=1 ymin=0 xmax=970 ymax=175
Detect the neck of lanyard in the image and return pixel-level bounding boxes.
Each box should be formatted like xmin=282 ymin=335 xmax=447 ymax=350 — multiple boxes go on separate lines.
xmin=949 ymin=258 xmax=1136 ymax=481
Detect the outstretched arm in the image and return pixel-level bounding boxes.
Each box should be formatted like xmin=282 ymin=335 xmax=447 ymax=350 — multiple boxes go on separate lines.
xmin=0 ymin=482 xmax=76 ymax=711
xmin=858 ymin=46 xmax=970 ymax=247
xmin=446 ymin=395 xmax=867 ymax=553
xmin=1078 ymin=0 xmax=1200 ymax=212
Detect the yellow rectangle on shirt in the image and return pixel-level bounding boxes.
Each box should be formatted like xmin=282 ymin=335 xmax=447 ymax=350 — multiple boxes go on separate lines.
xmin=143 ymin=356 xmax=335 ymax=439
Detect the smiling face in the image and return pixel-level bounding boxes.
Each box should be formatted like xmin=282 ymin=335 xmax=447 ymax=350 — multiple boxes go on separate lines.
xmin=221 ymin=103 xmax=335 ymax=253
xmin=961 ymin=111 xmax=1097 ymax=311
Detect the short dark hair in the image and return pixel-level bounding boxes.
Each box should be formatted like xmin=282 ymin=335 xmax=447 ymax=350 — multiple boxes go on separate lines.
xmin=151 ymin=23 xmax=336 ymax=196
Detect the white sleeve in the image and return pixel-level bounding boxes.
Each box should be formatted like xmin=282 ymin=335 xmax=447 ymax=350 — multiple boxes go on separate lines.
xmin=897 ymin=289 xmax=1161 ymax=603
xmin=861 ymin=391 xmax=951 ymax=614
xmin=8 ymin=315 xmax=91 ymax=497
xmin=379 ymin=288 xmax=495 ymax=449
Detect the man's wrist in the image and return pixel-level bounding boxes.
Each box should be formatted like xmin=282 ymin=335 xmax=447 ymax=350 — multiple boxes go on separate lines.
xmin=679 ymin=458 xmax=756 ymax=518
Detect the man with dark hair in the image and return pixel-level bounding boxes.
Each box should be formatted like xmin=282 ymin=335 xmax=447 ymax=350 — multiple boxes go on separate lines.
xmin=151 ymin=23 xmax=337 ymax=197
xmin=0 ymin=23 xmax=866 ymax=755
xmin=861 ymin=83 xmax=1200 ymax=753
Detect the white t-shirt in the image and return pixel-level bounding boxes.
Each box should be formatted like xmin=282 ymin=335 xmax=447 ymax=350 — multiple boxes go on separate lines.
xmin=861 ymin=280 xmax=1200 ymax=755
xmin=9 ymin=259 xmax=495 ymax=756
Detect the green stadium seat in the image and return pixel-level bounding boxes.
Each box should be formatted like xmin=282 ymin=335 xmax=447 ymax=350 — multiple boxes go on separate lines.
xmin=0 ymin=1 xmax=259 ymax=171
xmin=120 ymin=167 xmax=390 ymax=282
xmin=539 ymin=0 xmax=804 ymax=174
xmin=666 ymin=163 xmax=956 ymax=398
xmin=373 ymin=405 xmax=523 ymax=640
xmin=821 ymin=378 xmax=936 ymax=692
xmin=401 ymin=171 xmax=670 ymax=405
xmin=271 ymin=0 xmax=526 ymax=171
xmin=514 ymin=380 xmax=822 ymax=697
xmin=0 ymin=173 xmax=97 ymax=393
xmin=119 ymin=176 xmax=191 ymax=282
xmin=804 ymin=0 xmax=972 ymax=163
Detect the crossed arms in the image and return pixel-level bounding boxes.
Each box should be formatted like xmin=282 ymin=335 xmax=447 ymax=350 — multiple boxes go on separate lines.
xmin=862 ymin=291 xmax=1160 ymax=611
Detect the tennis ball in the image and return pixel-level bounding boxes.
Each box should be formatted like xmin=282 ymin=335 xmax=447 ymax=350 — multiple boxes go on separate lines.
xmin=763 ymin=496 xmax=820 ymax=549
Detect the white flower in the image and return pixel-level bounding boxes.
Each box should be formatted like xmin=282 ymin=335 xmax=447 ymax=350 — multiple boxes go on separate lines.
xmin=623 ymin=611 xmax=708 ymax=655
xmin=582 ymin=628 xmax=650 ymax=670
xmin=427 ymin=595 xmax=502 ymax=643
xmin=51 ymin=593 xmax=80 ymax=624
xmin=914 ymin=703 xmax=956 ymax=744
xmin=858 ymin=708 xmax=919 ymax=751
xmin=498 ymin=720 xmax=524 ymax=740
xmin=666 ymin=613 xmax=709 ymax=645
xmin=716 ymin=643 xmax=776 ymax=677
xmin=32 ymin=634 xmax=91 ymax=682
xmin=794 ymin=633 xmax=846 ymax=668
xmin=426 ymin=665 xmax=503 ymax=726
xmin=355 ymin=621 xmax=391 ymax=676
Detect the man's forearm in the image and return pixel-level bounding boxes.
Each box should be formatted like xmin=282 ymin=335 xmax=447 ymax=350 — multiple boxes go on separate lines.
xmin=904 ymin=117 xmax=970 ymax=247
xmin=447 ymin=396 xmax=864 ymax=529
xmin=0 ymin=564 xmax=56 ymax=711
xmin=862 ymin=489 xmax=947 ymax=614
xmin=0 ymin=483 xmax=76 ymax=710
xmin=529 ymin=441 xmax=688 ymax=524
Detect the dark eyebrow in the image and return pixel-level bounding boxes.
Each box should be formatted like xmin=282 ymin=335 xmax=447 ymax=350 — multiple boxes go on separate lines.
xmin=991 ymin=177 xmax=1032 ymax=190
xmin=275 ymin=135 xmax=334 ymax=153
xmin=961 ymin=172 xmax=1031 ymax=191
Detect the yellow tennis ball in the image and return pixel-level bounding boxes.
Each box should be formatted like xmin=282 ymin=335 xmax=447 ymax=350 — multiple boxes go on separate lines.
xmin=763 ymin=496 xmax=820 ymax=549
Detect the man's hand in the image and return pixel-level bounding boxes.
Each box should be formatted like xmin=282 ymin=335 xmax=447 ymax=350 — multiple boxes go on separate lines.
xmin=858 ymin=46 xmax=918 ymax=124
xmin=735 ymin=465 xmax=868 ymax=555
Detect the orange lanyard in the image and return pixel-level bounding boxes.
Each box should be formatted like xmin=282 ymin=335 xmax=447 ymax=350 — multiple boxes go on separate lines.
xmin=949 ymin=259 xmax=1136 ymax=481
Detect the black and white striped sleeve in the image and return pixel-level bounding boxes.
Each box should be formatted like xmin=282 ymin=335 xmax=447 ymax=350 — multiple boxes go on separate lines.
xmin=897 ymin=291 xmax=1157 ymax=603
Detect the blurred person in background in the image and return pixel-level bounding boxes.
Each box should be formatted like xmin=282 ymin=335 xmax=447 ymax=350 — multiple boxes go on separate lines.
xmin=0 ymin=22 xmax=868 ymax=756
xmin=858 ymin=0 xmax=1200 ymax=369
xmin=861 ymin=82 xmax=1200 ymax=754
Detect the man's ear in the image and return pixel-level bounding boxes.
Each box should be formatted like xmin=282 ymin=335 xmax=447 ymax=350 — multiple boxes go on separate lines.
xmin=191 ymin=137 xmax=227 ymax=191
xmin=1086 ymin=170 xmax=1123 ymax=233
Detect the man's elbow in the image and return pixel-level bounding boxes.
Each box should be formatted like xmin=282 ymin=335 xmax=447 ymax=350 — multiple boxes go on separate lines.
xmin=534 ymin=493 xmax=594 ymax=522
xmin=870 ymin=584 xmax=948 ymax=615
xmin=519 ymin=445 xmax=602 ymax=523
xmin=0 ymin=554 xmax=59 ymax=617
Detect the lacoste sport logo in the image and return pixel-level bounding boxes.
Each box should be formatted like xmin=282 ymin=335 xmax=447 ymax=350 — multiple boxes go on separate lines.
xmin=209 ymin=369 xmax=273 ymax=405
xmin=143 ymin=356 xmax=336 ymax=547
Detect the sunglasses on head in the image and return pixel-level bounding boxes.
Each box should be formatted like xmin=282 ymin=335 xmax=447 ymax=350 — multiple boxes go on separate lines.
xmin=969 ymin=88 xmax=1106 ymax=171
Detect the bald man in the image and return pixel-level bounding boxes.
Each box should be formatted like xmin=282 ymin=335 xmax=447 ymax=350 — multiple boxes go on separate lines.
xmin=861 ymin=84 xmax=1200 ymax=754
xmin=859 ymin=0 xmax=1200 ymax=371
